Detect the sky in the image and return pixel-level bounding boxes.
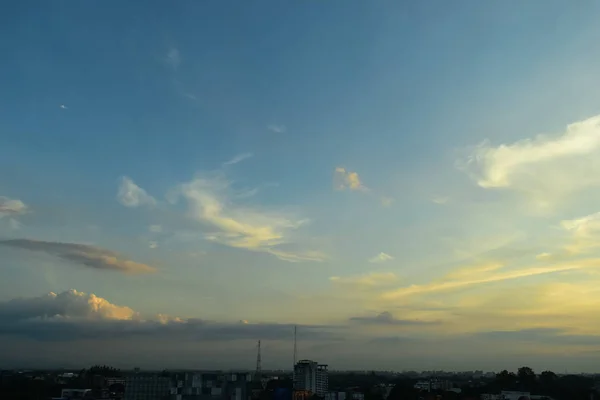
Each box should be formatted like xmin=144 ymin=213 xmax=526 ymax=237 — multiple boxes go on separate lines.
xmin=3 ymin=1 xmax=600 ymax=373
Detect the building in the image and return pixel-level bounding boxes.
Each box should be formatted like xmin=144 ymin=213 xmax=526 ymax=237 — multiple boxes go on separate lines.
xmin=293 ymin=360 xmax=328 ymax=396
xmin=124 ymin=374 xmax=171 ymax=400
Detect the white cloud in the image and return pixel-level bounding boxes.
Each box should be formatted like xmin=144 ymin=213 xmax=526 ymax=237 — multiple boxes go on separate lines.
xmin=170 ymin=175 xmax=322 ymax=262
xmin=333 ymin=167 xmax=367 ymax=191
xmin=0 ymin=196 xmax=28 ymax=217
xmin=460 ymin=114 xmax=600 ymax=207
xmin=117 ymin=177 xmax=157 ymax=208
xmin=223 ymin=153 xmax=253 ymax=166
xmin=369 ymin=252 xmax=394 ymax=264
xmin=166 ymin=47 xmax=181 ymax=70
xmin=267 ymin=124 xmax=286 ymax=133
xmin=432 ymin=196 xmax=449 ymax=205
xmin=59 ymin=104 xmax=68 ymax=110
xmin=149 ymin=241 xmax=158 ymax=249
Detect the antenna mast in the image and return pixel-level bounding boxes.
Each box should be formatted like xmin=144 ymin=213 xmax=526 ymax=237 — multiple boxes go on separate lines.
xmin=255 ymin=340 xmax=262 ymax=382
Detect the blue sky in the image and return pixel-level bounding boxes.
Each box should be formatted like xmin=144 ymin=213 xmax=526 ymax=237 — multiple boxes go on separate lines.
xmin=3 ymin=1 xmax=600 ymax=371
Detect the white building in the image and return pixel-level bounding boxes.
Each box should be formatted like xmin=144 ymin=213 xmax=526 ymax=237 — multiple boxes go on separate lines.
xmin=294 ymin=360 xmax=328 ymax=396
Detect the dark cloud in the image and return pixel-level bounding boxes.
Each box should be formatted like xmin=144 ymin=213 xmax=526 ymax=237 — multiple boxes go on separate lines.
xmin=0 ymin=239 xmax=156 ymax=274
xmin=349 ymin=311 xmax=440 ymax=326
xmin=0 ymin=290 xmax=336 ymax=342
xmin=475 ymin=328 xmax=600 ymax=346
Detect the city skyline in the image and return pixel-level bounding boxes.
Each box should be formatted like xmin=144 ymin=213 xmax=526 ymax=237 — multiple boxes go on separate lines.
xmin=3 ymin=1 xmax=600 ymax=372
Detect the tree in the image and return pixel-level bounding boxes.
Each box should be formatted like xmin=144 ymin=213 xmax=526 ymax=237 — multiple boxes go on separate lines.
xmin=517 ymin=366 xmax=536 ymax=388
xmin=539 ymin=371 xmax=558 ymax=386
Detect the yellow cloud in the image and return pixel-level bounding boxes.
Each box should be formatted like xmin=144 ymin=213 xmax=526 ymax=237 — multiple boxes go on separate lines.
xmin=334 ymin=167 xmax=366 ymax=191
xmin=382 ymin=258 xmax=600 ymax=300
xmin=330 ymin=272 xmax=398 ymax=287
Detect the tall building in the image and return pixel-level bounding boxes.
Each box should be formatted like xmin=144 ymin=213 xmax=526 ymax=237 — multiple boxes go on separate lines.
xmin=293 ymin=360 xmax=328 ymax=396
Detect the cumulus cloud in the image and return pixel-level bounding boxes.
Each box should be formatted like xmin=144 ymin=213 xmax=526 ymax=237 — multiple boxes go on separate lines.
xmin=0 ymin=239 xmax=156 ymax=274
xmin=350 ymin=311 xmax=439 ymax=326
xmin=169 ymin=175 xmax=322 ymax=262
xmin=0 ymin=290 xmax=334 ymax=342
xmin=222 ymin=153 xmax=253 ymax=166
xmin=460 ymin=114 xmax=600 ymax=207
xmin=0 ymin=196 xmax=28 ymax=217
xmin=369 ymin=252 xmax=394 ymax=264
xmin=0 ymin=289 xmax=139 ymax=322
xmin=333 ymin=167 xmax=366 ymax=191
xmin=117 ymin=177 xmax=156 ymax=208
xmin=267 ymin=124 xmax=286 ymax=133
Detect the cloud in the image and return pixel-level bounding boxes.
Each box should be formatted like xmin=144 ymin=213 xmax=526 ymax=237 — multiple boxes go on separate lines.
xmin=117 ymin=177 xmax=157 ymax=208
xmin=460 ymin=114 xmax=600 ymax=207
xmin=0 ymin=289 xmax=139 ymax=322
xmin=475 ymin=328 xmax=600 ymax=347
xmin=166 ymin=47 xmax=181 ymax=69
xmin=333 ymin=167 xmax=366 ymax=191
xmin=381 ymin=258 xmax=600 ymax=300
xmin=330 ymin=272 xmax=398 ymax=287
xmin=149 ymin=225 xmax=162 ymax=233
xmin=0 ymin=239 xmax=156 ymax=274
xmin=369 ymin=252 xmax=394 ymax=264
xmin=222 ymin=153 xmax=253 ymax=166
xmin=0 ymin=196 xmax=28 ymax=217
xmin=267 ymin=124 xmax=286 ymax=133
xmin=349 ymin=311 xmax=439 ymax=326
xmin=59 ymin=104 xmax=68 ymax=110
xmin=432 ymin=196 xmax=449 ymax=205
xmin=169 ymin=175 xmax=322 ymax=262
xmin=0 ymin=290 xmax=335 ymax=342
xmin=381 ymin=197 xmax=394 ymax=207
xmin=149 ymin=241 xmax=158 ymax=249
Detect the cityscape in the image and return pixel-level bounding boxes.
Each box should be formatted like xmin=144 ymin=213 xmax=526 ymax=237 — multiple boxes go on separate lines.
xmin=2 ymin=360 xmax=600 ymax=400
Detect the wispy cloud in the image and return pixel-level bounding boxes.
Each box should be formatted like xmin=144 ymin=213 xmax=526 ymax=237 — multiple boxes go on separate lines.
xmin=117 ymin=177 xmax=157 ymax=208
xmin=170 ymin=175 xmax=322 ymax=262
xmin=0 ymin=239 xmax=156 ymax=274
xmin=432 ymin=196 xmax=449 ymax=205
xmin=333 ymin=167 xmax=367 ymax=191
xmin=222 ymin=153 xmax=253 ymax=166
xmin=381 ymin=197 xmax=394 ymax=207
xmin=59 ymin=104 xmax=68 ymax=110
xmin=330 ymin=272 xmax=398 ymax=287
xmin=166 ymin=47 xmax=181 ymax=70
xmin=149 ymin=225 xmax=162 ymax=233
xmin=382 ymin=258 xmax=600 ymax=300
xmin=349 ymin=311 xmax=439 ymax=326
xmin=267 ymin=124 xmax=286 ymax=133
xmin=369 ymin=252 xmax=394 ymax=264
xmin=459 ymin=114 xmax=600 ymax=208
